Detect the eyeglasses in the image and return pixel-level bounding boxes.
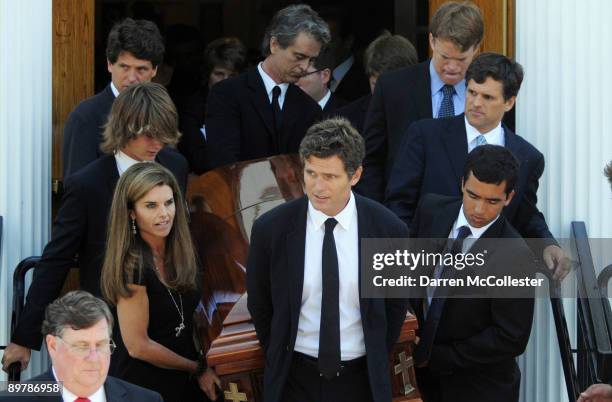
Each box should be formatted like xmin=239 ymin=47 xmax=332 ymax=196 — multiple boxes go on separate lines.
xmin=57 ymin=337 xmax=116 ymax=357
xmin=301 ymin=68 xmax=325 ymax=77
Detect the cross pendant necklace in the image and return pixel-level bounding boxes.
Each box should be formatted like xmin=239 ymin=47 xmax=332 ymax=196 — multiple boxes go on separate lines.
xmin=154 ymin=265 xmax=185 ymax=337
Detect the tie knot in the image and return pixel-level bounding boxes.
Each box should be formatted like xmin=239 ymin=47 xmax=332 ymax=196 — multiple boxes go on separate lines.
xmin=324 ymin=218 xmax=338 ymax=233
xmin=442 ymin=84 xmax=455 ymax=96
xmin=475 ymin=134 xmax=487 ymax=147
xmin=74 ymin=398 xmax=91 ymax=402
xmin=272 ymin=85 xmax=281 ymax=99
xmin=456 ymin=225 xmax=472 ymax=240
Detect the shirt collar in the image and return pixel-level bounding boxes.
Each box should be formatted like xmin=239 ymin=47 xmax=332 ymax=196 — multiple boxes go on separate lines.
xmin=453 ymin=204 xmax=499 ymax=240
xmin=110 ymin=82 xmax=119 ymax=98
xmin=53 ymin=366 xmax=107 ymax=402
xmin=257 ymin=62 xmax=289 ymax=100
xmin=308 ymin=191 xmax=356 ymax=232
xmin=318 ymin=90 xmax=332 ymax=109
xmin=114 ymin=150 xmax=143 ymax=176
xmin=429 ymin=60 xmax=466 ymax=99
xmin=464 ymin=115 xmax=504 ymax=146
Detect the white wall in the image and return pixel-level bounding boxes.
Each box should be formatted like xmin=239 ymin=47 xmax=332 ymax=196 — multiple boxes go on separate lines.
xmin=516 ymin=0 xmax=612 ymax=400
xmin=0 ymin=0 xmax=53 ymax=380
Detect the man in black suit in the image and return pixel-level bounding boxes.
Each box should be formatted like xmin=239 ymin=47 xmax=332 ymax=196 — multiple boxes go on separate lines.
xmin=62 ymin=18 xmax=164 ymax=177
xmin=247 ymin=117 xmax=409 ymax=402
xmin=0 ymin=291 xmax=163 ymax=402
xmin=205 ymin=4 xmax=329 ymax=170
xmin=410 ymin=145 xmax=535 ymax=402
xmin=386 ymin=52 xmax=570 ymax=280
xmin=359 ymin=2 xmax=483 ymax=200
xmin=337 ymin=31 xmax=418 ymax=135
xmin=2 ymin=83 xmax=188 ymax=374
xmin=296 ymin=48 xmax=347 ymax=116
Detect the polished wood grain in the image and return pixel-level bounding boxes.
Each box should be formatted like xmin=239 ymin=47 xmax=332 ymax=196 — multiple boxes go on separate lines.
xmin=52 ymin=0 xmax=94 ymax=182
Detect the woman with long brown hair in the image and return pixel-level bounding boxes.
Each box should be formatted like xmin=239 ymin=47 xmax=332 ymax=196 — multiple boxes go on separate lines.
xmin=101 ymin=162 xmax=219 ymax=401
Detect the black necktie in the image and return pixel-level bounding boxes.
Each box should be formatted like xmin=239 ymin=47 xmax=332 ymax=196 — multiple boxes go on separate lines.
xmin=318 ymin=218 xmax=341 ymax=379
xmin=272 ymin=85 xmax=283 ymax=130
xmin=437 ymin=84 xmax=456 ymax=118
xmin=414 ymin=225 xmax=472 ymax=364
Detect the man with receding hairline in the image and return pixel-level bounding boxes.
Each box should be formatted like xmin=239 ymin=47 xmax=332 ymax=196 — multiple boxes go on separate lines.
xmin=205 ymin=4 xmax=329 ymax=170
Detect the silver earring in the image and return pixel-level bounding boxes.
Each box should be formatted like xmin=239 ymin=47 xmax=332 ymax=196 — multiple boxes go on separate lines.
xmin=131 ymin=218 xmax=137 ymax=235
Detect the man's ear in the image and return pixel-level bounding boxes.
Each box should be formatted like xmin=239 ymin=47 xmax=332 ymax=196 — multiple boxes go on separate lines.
xmin=504 ymin=189 xmax=515 ymax=206
xmin=504 ymin=96 xmax=517 ymax=112
xmin=107 ymin=59 xmax=114 ymax=74
xmin=428 ymin=33 xmax=435 ymax=52
xmin=46 ymin=335 xmax=57 ymax=355
xmin=321 ymin=68 xmax=332 ymax=87
xmin=350 ymin=166 xmax=363 ymax=186
xmin=269 ymin=36 xmax=279 ymax=55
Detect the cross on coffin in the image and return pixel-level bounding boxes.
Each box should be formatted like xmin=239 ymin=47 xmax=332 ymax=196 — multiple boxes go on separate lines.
xmin=394 ymin=351 xmax=416 ymax=395
xmin=224 ymin=382 xmax=248 ymax=402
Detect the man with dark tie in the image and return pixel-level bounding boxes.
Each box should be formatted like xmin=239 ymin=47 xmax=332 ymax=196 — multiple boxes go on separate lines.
xmin=0 ymin=291 xmax=163 ymax=402
xmin=386 ymin=52 xmax=570 ymax=280
xmin=410 ymin=145 xmax=535 ymax=402
xmin=296 ymin=49 xmax=347 ymax=116
xmin=205 ymin=4 xmax=328 ymax=170
xmin=1 ymin=82 xmax=188 ymax=375
xmin=246 ymin=117 xmax=409 ymax=402
xmin=359 ymin=1 xmax=483 ymax=201
xmin=62 ymin=18 xmax=164 ymax=177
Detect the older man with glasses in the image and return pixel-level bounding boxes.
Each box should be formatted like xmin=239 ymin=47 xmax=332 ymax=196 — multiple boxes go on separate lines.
xmin=1 ymin=291 xmax=162 ymax=402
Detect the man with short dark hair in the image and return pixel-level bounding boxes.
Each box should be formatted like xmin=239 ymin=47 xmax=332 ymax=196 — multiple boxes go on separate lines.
xmin=247 ymin=117 xmax=409 ymax=402
xmin=205 ymin=4 xmax=329 ymax=170
xmin=338 ymin=31 xmax=418 ymax=134
xmin=360 ymin=1 xmax=484 ymax=200
xmin=1 ymin=82 xmax=188 ymax=374
xmin=62 ymin=18 xmax=164 ymax=177
xmin=1 ymin=291 xmax=163 ymax=401
xmin=410 ymin=145 xmax=535 ymax=402
xmin=386 ymin=52 xmax=570 ymax=280
xmin=296 ymin=48 xmax=347 ymax=115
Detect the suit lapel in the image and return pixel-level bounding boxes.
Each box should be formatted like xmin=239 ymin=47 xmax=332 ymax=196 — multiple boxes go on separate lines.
xmin=247 ymin=68 xmax=276 ymax=138
xmin=286 ymin=197 xmax=309 ymax=336
xmin=441 ymin=116 xmax=469 ymax=185
xmin=278 ymin=85 xmax=302 ymax=152
xmin=415 ymin=60 xmax=433 ymax=118
xmin=503 ymin=126 xmax=521 ymax=156
xmin=104 ymin=377 xmax=127 ymax=401
xmin=102 ymin=155 xmax=120 ymax=195
xmin=355 ymin=195 xmax=372 ymax=318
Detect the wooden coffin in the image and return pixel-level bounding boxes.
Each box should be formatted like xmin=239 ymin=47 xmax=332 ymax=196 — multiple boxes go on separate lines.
xmin=207 ymin=294 xmax=422 ymax=402
xmin=186 ymin=155 xmax=421 ymax=401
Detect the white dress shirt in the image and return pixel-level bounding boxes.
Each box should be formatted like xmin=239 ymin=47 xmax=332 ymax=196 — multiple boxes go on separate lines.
xmin=294 ymin=192 xmax=366 ymax=360
xmin=53 ymin=367 xmax=106 ymax=402
xmin=114 ymin=151 xmax=142 ymax=176
xmin=110 ymin=82 xmax=119 ymax=98
xmin=318 ymin=90 xmax=332 ymax=110
xmin=464 ymin=116 xmax=505 ymax=153
xmin=451 ymin=204 xmax=500 ymax=252
xmin=257 ymin=62 xmax=289 ymax=109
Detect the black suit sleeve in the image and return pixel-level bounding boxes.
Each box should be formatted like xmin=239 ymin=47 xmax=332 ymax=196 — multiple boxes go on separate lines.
xmin=384 ymin=220 xmax=412 ymax=349
xmin=62 ymin=112 xmax=100 ymax=177
xmin=358 ymin=80 xmax=388 ymax=202
xmin=205 ymin=83 xmax=242 ymax=169
xmin=11 ymin=176 xmax=87 ymax=349
xmin=514 ymin=154 xmax=556 ymax=244
xmin=384 ymin=122 xmax=425 ymax=228
xmin=428 ymin=297 xmax=534 ymax=374
xmin=246 ymin=218 xmax=273 ymax=350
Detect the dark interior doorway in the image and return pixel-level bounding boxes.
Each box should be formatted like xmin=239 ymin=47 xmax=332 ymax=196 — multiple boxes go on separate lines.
xmin=94 ymin=0 xmax=430 ymax=94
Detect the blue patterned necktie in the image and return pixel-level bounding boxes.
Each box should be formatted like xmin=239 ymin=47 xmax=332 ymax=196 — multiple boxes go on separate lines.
xmin=475 ymin=134 xmax=487 ymax=147
xmin=437 ymin=84 xmax=456 ymax=118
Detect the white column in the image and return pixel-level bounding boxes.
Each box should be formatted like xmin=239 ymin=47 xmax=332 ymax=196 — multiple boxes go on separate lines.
xmin=516 ymin=0 xmax=612 ymax=400
xmin=0 ymin=0 xmax=52 ymax=379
